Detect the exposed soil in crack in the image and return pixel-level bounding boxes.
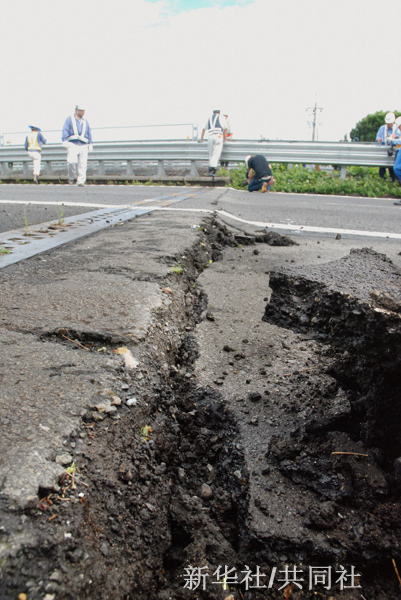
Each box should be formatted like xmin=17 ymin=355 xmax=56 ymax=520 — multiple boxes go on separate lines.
xmin=1 ymin=219 xmax=401 ymax=600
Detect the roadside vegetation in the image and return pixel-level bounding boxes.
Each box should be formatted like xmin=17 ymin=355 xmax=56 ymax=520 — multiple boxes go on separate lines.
xmin=227 ymin=163 xmax=401 ymax=198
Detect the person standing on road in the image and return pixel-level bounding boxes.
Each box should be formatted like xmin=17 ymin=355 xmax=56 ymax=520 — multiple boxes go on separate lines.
xmin=391 ymin=117 xmax=401 ymax=204
xmin=376 ymin=112 xmax=399 ymax=182
xmin=220 ymin=114 xmax=232 ymax=168
xmin=62 ymin=104 xmax=93 ymax=186
xmin=245 ymin=154 xmax=273 ymax=193
xmin=24 ymin=125 xmax=46 ymax=184
xmin=198 ymin=109 xmax=227 ymax=175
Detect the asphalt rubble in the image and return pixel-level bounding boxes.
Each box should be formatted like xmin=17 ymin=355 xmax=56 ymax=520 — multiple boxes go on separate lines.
xmin=0 ymin=204 xmax=401 ymax=600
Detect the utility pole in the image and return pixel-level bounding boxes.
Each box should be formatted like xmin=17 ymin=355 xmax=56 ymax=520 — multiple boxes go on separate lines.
xmin=307 ymin=102 xmax=323 ymax=141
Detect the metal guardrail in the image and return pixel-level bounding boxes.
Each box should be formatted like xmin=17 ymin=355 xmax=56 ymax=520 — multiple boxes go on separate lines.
xmin=0 ymin=139 xmax=396 ymax=181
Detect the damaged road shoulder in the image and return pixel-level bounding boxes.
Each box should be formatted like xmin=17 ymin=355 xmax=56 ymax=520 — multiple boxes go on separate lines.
xmin=1 ymin=215 xmax=401 ymax=599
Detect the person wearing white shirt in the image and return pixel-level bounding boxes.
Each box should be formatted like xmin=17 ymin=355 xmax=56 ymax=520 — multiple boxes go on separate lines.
xmin=376 ymin=112 xmax=399 ymax=182
xmin=198 ymin=110 xmax=227 ymax=175
xmin=62 ymin=104 xmax=93 ymax=186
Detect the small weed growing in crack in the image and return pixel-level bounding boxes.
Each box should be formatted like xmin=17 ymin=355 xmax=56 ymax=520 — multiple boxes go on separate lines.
xmin=140 ymin=425 xmax=152 ymax=440
xmin=170 ymin=264 xmax=184 ymax=274
xmin=57 ymin=204 xmax=65 ymax=226
xmin=23 ymin=208 xmax=31 ymax=236
xmin=0 ymin=246 xmax=12 ymax=254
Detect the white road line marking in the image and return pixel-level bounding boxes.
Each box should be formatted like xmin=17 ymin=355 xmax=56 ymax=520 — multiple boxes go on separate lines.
xmin=0 ymin=192 xmax=201 ymax=209
xmin=214 ymin=209 xmax=401 ymax=239
xmin=0 ymin=200 xmax=118 ymax=208
xmin=0 ymin=199 xmax=171 ymax=209
xmin=1 ymin=200 xmax=400 ymax=240
xmin=128 ymin=206 xmax=401 ymax=240
xmin=226 ymin=187 xmax=401 ymax=202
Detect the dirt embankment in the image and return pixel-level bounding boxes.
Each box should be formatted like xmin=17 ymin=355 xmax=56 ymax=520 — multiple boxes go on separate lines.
xmin=1 ymin=220 xmax=401 ymax=600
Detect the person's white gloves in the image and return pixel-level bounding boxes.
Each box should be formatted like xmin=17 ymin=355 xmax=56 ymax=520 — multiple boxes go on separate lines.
xmin=88 ymin=144 xmax=94 ymax=152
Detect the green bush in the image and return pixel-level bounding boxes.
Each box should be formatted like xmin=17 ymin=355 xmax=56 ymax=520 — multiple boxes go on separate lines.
xmin=228 ymin=163 xmax=401 ymax=198
xmin=228 ymin=163 xmax=248 ymax=189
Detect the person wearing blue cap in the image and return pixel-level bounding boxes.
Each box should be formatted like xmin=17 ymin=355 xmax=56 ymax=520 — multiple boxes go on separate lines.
xmin=62 ymin=104 xmax=93 ymax=186
xmin=24 ymin=126 xmax=47 ymax=184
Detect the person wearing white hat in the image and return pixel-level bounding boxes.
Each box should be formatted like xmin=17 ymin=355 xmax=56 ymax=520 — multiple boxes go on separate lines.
xmin=24 ymin=125 xmax=47 ymax=184
xmin=61 ymin=104 xmax=93 ymax=186
xmin=376 ymin=112 xmax=399 ymax=181
xmin=245 ymin=154 xmax=273 ymax=193
xmin=198 ymin=109 xmax=227 ymax=175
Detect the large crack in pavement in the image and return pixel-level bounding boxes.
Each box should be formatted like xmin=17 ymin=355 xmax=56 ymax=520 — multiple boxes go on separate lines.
xmin=1 ymin=214 xmax=401 ymax=599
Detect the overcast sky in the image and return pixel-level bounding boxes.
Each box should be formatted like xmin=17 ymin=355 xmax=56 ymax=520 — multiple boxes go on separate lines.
xmin=1 ymin=0 xmax=399 ymax=144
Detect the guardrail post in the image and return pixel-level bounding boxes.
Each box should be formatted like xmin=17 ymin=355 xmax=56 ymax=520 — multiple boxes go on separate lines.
xmin=157 ymin=160 xmax=166 ymax=177
xmin=340 ymin=165 xmax=347 ymax=179
xmin=190 ymin=160 xmax=199 ymax=176
xmin=42 ymin=161 xmax=52 ymax=176
xmin=126 ymin=161 xmax=133 ymax=176
xmin=97 ymin=160 xmax=105 ymax=176
xmin=22 ymin=162 xmax=30 ymax=177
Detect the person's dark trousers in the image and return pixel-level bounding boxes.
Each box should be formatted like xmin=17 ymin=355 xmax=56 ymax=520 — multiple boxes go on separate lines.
xmin=248 ymin=177 xmax=264 ymax=191
xmin=379 ymin=166 xmax=396 ymax=181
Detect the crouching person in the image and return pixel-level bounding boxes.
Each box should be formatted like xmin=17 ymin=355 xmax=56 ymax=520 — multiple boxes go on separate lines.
xmin=245 ymin=154 xmax=273 ymax=192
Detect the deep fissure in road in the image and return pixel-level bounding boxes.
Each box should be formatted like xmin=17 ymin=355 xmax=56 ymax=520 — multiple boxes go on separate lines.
xmin=1 ymin=221 xmax=401 ymax=599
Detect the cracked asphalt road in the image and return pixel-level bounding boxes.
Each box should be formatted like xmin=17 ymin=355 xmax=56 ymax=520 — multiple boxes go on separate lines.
xmin=0 ymin=210 xmax=200 ymax=508
xmin=1 ymin=187 xmax=401 ymax=599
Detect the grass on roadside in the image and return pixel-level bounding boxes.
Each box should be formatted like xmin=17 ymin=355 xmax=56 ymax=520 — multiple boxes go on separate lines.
xmin=227 ymin=163 xmax=401 ymax=198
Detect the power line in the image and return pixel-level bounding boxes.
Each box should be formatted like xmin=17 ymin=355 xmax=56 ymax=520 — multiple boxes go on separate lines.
xmin=0 ymin=123 xmax=200 ymax=145
xmin=306 ymin=102 xmax=323 ymax=141
xmin=1 ymin=123 xmax=196 ymax=135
